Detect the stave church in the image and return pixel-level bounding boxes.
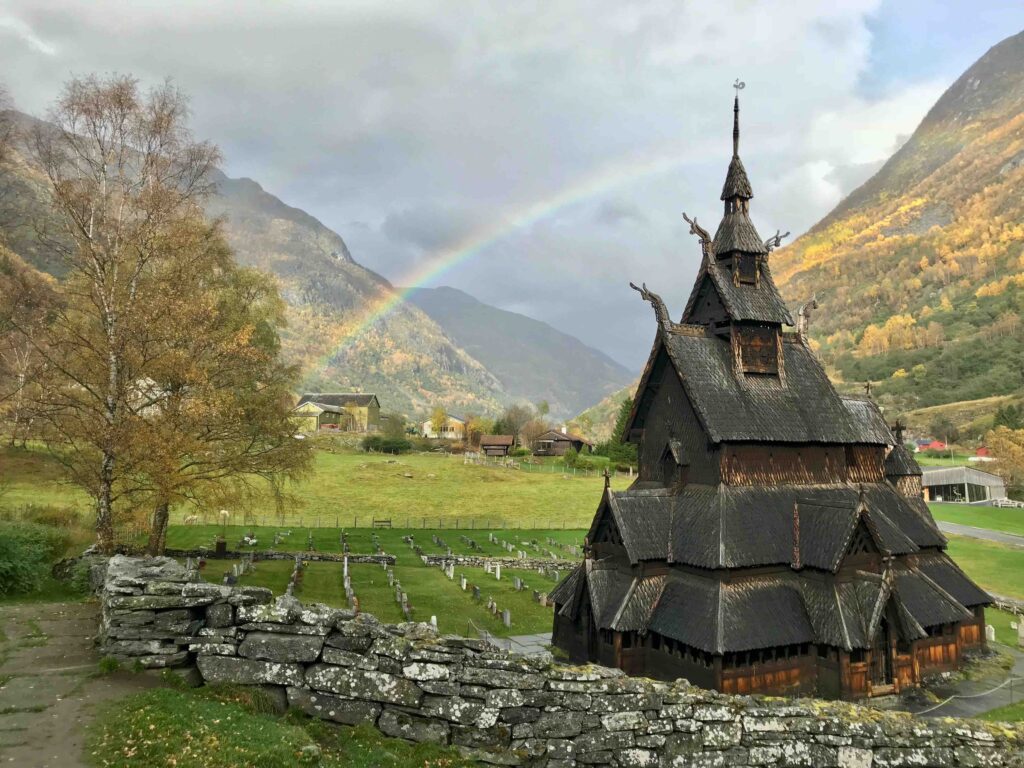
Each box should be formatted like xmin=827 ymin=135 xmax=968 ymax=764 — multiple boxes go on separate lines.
xmin=550 ymin=90 xmax=991 ymax=700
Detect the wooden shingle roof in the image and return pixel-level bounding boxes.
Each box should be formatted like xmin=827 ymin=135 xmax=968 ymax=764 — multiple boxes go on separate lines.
xmin=599 ymin=482 xmax=946 ymax=571
xmin=633 ymin=335 xmax=893 ymax=445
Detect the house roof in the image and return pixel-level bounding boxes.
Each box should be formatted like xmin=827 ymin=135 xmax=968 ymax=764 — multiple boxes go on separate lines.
xmin=422 ymin=414 xmax=466 ymax=424
xmin=628 ymin=333 xmax=894 ymax=445
xmin=593 ymin=482 xmax=946 ymax=571
xmin=537 ymin=429 xmax=593 ymax=446
xmin=921 ymin=465 xmax=1006 ymax=488
xmin=297 ymin=393 xmax=378 ymax=408
xmin=480 ymin=435 xmax=514 ymax=446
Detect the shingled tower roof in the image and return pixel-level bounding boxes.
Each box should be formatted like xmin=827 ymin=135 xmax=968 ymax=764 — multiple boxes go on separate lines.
xmin=720 ymin=95 xmax=754 ymax=201
xmin=680 ymin=89 xmax=791 ymax=325
xmin=713 ymin=93 xmax=768 ymax=256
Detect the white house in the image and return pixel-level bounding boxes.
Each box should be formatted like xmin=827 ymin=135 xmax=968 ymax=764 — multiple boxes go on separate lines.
xmin=420 ymin=414 xmax=466 ymax=440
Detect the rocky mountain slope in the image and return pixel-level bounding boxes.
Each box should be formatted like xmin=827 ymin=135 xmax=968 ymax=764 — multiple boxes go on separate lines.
xmin=0 ymin=113 xmax=633 ymax=419
xmin=772 ymin=30 xmax=1024 ymax=425
xmin=203 ymin=172 xmax=506 ymax=417
xmin=405 ymin=286 xmax=633 ymax=419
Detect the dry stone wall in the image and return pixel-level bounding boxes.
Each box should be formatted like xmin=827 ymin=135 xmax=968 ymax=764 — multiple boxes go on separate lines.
xmin=97 ymin=556 xmax=1024 ymax=767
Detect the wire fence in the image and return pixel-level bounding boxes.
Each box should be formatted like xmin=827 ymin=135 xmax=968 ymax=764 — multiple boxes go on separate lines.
xmin=914 ymin=675 xmax=1024 ymax=715
xmin=461 ymin=451 xmax=635 ymax=480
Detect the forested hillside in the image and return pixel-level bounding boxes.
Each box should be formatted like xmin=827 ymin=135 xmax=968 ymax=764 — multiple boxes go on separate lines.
xmin=773 ymin=30 xmax=1024 ymax=424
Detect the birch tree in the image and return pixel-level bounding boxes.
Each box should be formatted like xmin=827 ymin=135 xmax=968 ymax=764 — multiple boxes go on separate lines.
xmin=30 ymin=75 xmax=219 ymax=552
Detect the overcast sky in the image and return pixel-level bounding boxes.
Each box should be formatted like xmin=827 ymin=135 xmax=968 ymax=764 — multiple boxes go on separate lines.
xmin=2 ymin=1 xmax=1023 ymax=370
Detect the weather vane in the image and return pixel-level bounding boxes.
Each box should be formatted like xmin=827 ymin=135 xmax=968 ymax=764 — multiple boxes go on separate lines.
xmin=733 ymin=78 xmax=745 ymax=93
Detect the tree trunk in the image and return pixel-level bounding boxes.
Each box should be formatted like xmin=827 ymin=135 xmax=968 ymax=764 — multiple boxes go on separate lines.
xmin=148 ymin=501 xmax=170 ymax=556
xmin=95 ymin=448 xmax=115 ymax=554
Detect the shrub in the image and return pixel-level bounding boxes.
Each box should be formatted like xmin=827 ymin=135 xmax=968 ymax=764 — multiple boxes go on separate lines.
xmin=563 ymin=447 xmax=579 ymax=468
xmin=510 ymin=447 xmax=530 ymax=457
xmin=360 ymin=435 xmax=412 ymax=454
xmin=0 ymin=520 xmax=71 ymax=596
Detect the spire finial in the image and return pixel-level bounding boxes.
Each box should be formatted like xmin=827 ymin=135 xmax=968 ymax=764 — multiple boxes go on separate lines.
xmin=732 ymin=79 xmax=745 ymax=158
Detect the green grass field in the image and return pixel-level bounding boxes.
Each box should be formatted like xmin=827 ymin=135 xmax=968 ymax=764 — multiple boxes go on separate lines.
xmin=914 ymin=452 xmax=973 ymax=467
xmin=945 ymin=535 xmax=1024 ymax=601
xmin=87 ymin=686 xmax=474 ymax=767
xmin=0 ymin=446 xmax=627 ymax=529
xmin=929 ymin=503 xmax=1024 ymax=537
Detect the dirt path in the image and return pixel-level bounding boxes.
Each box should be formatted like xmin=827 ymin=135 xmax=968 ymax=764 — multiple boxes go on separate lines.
xmin=0 ymin=601 xmax=160 ymax=767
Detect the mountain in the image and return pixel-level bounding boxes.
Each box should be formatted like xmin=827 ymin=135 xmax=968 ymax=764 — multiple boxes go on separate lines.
xmin=0 ymin=111 xmax=514 ymax=417
xmin=0 ymin=111 xmax=633 ymax=420
xmin=202 ymin=174 xmax=508 ymax=417
xmin=567 ymin=379 xmax=638 ymax=444
xmin=404 ymin=286 xmax=634 ymax=419
xmin=772 ymin=30 xmax=1024 ymax=432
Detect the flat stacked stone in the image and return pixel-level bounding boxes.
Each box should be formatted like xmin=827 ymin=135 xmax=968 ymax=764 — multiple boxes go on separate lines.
xmin=94 ymin=555 xmax=1024 ymax=767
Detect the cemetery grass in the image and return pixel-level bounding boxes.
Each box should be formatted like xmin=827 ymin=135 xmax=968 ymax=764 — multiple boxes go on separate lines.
xmin=928 ymin=503 xmax=1024 ymax=538
xmin=185 ymin=530 xmax=584 ymax=637
xmin=86 ymin=685 xmax=475 ymax=768
xmin=987 ymin=608 xmax=1019 ymax=647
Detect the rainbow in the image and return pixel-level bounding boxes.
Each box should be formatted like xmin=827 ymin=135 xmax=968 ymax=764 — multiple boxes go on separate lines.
xmin=314 ymin=135 xmax=719 ymax=373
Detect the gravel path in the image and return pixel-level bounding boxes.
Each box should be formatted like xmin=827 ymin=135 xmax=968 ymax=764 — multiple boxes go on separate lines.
xmin=938 ymin=521 xmax=1024 ymax=547
xmin=0 ymin=601 xmax=159 ymax=767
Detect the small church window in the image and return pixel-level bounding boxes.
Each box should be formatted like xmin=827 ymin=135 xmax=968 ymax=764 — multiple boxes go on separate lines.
xmin=736 ymin=253 xmax=757 ymax=285
xmin=736 ymin=325 xmax=779 ymax=375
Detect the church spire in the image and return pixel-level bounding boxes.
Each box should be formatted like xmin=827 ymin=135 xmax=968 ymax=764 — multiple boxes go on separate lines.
xmin=720 ymin=80 xmax=753 ymax=204
xmin=732 ymin=79 xmax=742 ymax=158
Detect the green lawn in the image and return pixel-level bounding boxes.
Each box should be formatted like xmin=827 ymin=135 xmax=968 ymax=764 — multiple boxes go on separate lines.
xmin=86 ymin=686 xmax=475 ymax=768
xmin=915 ymin=452 xmax=974 ymax=467
xmin=987 ymin=608 xmax=1021 ymax=648
xmin=0 ymin=445 xmax=626 ymax=530
xmin=929 ymin=503 xmax=1024 ymax=537
xmin=0 ymin=445 xmax=90 ymax=513
xmin=980 ymin=701 xmax=1024 ymax=723
xmin=945 ymin=535 xmax=1024 ymax=601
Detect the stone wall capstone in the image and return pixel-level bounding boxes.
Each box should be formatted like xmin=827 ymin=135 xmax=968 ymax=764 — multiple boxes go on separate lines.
xmin=98 ymin=556 xmax=1024 ymax=767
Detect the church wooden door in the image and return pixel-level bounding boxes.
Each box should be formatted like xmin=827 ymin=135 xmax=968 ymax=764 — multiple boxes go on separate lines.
xmin=871 ymin=619 xmax=894 ymax=688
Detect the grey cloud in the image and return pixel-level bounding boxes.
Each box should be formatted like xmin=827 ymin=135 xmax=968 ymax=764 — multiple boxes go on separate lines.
xmin=0 ymin=0 xmax=1000 ymax=370
xmin=594 ymin=199 xmax=649 ymax=227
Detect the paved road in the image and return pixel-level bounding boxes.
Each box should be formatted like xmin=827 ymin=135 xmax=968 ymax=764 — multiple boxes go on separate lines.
xmin=507 ymin=632 xmax=552 ymax=656
xmin=937 ymin=521 xmax=1024 ymax=547
xmin=908 ymin=645 xmax=1024 ymax=720
xmin=0 ymin=601 xmax=159 ymax=768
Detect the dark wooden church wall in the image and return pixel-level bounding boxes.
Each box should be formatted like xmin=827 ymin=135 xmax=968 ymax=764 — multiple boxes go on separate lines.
xmin=638 ymin=366 xmax=719 ymax=485
xmin=686 ymin=278 xmax=729 ymax=326
xmin=636 ymin=636 xmax=718 ymax=689
xmin=846 ymin=445 xmax=886 ymax=483
xmin=720 ymin=444 xmax=887 ymax=485
xmin=893 ymin=475 xmax=923 ymax=498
